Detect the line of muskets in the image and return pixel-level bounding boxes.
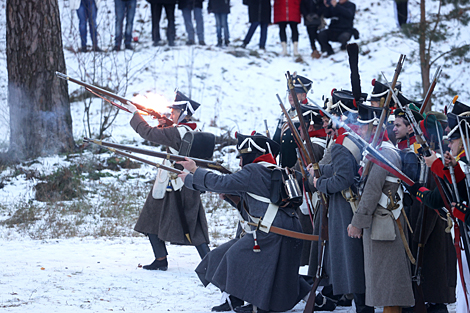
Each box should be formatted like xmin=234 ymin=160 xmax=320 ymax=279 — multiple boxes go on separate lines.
xmin=83 ymin=138 xmax=232 ymax=175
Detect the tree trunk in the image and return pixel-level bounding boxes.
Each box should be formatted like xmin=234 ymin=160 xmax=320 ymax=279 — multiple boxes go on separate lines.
xmin=419 ymin=0 xmax=431 ymax=111
xmin=6 ymin=0 xmax=74 ymax=161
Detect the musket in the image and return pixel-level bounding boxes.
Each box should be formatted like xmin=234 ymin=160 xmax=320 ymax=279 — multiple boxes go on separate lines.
xmin=276 ymin=94 xmax=311 ymax=166
xmin=385 ymin=73 xmax=470 ymax=309
xmin=83 ymin=138 xmax=232 ymax=174
xmin=309 ymin=101 xmax=415 ymax=186
xmin=419 ymin=66 xmax=442 ymax=115
xmin=360 ymin=55 xmax=406 ymax=187
xmin=56 ymin=72 xmax=174 ymax=126
xmin=264 ymin=119 xmax=271 ymax=139
xmin=286 ymin=71 xmax=318 ymax=164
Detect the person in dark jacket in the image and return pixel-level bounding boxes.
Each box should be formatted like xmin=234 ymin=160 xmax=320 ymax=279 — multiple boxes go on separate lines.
xmin=300 ymin=0 xmax=325 ymax=59
xmin=177 ymin=132 xmax=310 ymax=313
xmin=179 ymin=0 xmax=205 ymax=45
xmin=241 ymin=0 xmax=271 ymax=50
xmin=147 ymin=0 xmax=176 ymax=46
xmin=208 ymin=0 xmax=230 ymax=47
xmin=317 ymin=0 xmax=356 ymax=56
xmin=124 ymin=91 xmax=210 ymax=271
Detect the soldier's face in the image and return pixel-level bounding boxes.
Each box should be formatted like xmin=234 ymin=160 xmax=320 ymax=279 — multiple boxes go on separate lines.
xmin=370 ymin=100 xmax=380 ymax=108
xmin=170 ymin=109 xmax=182 ymax=123
xmin=288 ymin=92 xmax=307 ymax=107
xmin=448 ymin=138 xmax=463 ymax=157
xmin=393 ymin=117 xmax=413 ymax=140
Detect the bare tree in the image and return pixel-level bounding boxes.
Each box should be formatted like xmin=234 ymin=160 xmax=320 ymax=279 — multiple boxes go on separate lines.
xmin=6 ymin=0 xmax=75 ymax=161
xmin=405 ymin=0 xmax=470 ymax=111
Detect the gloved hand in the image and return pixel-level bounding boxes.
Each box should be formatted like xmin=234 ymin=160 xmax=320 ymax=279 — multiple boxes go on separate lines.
xmin=126 ymin=102 xmax=138 ymax=114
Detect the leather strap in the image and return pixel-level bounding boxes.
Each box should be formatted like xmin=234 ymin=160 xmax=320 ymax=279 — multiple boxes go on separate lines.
xmin=247 ymin=222 xmax=319 ymax=241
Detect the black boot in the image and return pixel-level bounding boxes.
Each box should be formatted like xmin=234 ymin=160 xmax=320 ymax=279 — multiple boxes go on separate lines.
xmin=212 ymin=296 xmax=244 ymax=312
xmin=353 ymin=293 xmax=374 ymax=313
xmin=142 ymin=258 xmax=168 ymax=271
xmin=196 ymin=243 xmax=210 ymax=259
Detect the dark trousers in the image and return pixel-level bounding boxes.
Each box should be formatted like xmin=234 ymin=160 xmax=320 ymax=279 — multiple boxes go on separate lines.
xmin=318 ymin=28 xmax=352 ymax=53
xmin=395 ymin=0 xmax=408 ymax=26
xmin=150 ymin=3 xmax=175 ymax=45
xmin=243 ymin=22 xmax=268 ymax=48
xmin=214 ymin=13 xmax=229 ymax=42
xmin=278 ymin=21 xmax=299 ymax=42
xmin=353 ymin=293 xmax=374 ymax=313
xmin=114 ymin=0 xmax=137 ymax=47
xmin=306 ymin=24 xmax=320 ymax=51
xmin=148 ymin=233 xmax=210 ymax=260
xmin=77 ymin=0 xmax=98 ymax=48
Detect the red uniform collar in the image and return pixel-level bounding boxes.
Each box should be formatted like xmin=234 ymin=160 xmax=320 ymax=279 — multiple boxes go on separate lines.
xmin=397 ymin=135 xmax=417 ymax=150
xmin=253 ymin=154 xmax=277 ymax=165
xmin=178 ymin=122 xmax=197 ymax=130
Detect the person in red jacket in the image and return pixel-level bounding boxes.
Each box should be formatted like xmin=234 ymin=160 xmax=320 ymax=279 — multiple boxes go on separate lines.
xmin=273 ymin=0 xmax=302 ymax=56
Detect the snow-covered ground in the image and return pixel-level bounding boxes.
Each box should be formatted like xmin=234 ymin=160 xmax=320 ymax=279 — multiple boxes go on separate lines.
xmin=0 ymin=0 xmax=468 ymax=311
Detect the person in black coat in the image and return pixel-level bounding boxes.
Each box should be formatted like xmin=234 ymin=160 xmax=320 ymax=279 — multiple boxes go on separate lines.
xmin=208 ymin=0 xmax=230 ymax=47
xmin=179 ymin=0 xmax=205 ymax=45
xmin=147 ymin=0 xmax=176 ymax=46
xmin=317 ymin=0 xmax=356 ymax=56
xmin=240 ymin=0 xmax=271 ymax=50
xmin=300 ymin=0 xmax=325 ymax=59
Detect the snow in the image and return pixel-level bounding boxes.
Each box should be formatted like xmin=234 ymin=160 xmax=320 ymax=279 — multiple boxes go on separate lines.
xmin=0 ymin=0 xmax=468 ymax=311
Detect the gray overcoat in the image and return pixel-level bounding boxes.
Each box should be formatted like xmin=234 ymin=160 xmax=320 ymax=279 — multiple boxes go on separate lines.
xmin=184 ymin=163 xmax=311 ymax=312
xmin=130 ymin=114 xmax=210 ymax=246
xmin=308 ymin=143 xmax=366 ymax=296
xmin=351 ymin=146 xmax=414 ymax=307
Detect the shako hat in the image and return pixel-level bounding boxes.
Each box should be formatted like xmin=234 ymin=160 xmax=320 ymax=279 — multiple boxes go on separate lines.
xmin=448 ymin=97 xmax=470 ymax=115
xmin=447 ymin=113 xmax=470 ymax=141
xmin=300 ymin=104 xmax=323 ymax=125
xmin=168 ymin=90 xmax=201 ymax=123
xmin=394 ymin=103 xmax=424 ymax=124
xmin=369 ymin=79 xmax=402 ymax=105
xmin=357 ymin=102 xmax=386 ymax=125
xmin=288 ymin=74 xmax=313 ymax=94
xmin=236 ymin=132 xmax=280 ymax=159
xmin=326 ymin=89 xmax=365 ymax=115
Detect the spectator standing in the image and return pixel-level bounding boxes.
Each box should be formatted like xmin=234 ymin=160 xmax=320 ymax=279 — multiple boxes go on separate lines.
xmin=147 ymin=0 xmax=176 ymax=46
xmin=241 ymin=0 xmax=271 ymax=50
xmin=113 ymin=0 xmax=137 ymax=51
xmin=394 ymin=0 xmax=409 ymax=27
xmin=317 ymin=0 xmax=356 ymax=56
xmin=70 ymin=0 xmax=102 ymax=52
xmin=178 ymin=0 xmax=205 ymax=45
xmin=273 ymin=0 xmax=302 ymax=56
xmin=300 ymin=0 xmax=325 ymax=59
xmin=208 ymin=0 xmax=230 ymax=47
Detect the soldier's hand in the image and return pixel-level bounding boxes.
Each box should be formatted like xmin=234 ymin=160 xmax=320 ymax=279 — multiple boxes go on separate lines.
xmin=423 ymin=151 xmax=438 ymax=168
xmin=444 ymin=151 xmax=457 ymax=167
xmin=125 ymin=102 xmax=138 ymax=114
xmin=347 ymin=224 xmax=362 ymax=239
xmin=178 ymin=171 xmax=189 ymax=181
xmin=177 ymin=157 xmax=198 ymax=173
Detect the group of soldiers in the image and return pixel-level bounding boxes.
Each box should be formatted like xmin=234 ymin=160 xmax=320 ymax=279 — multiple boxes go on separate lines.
xmin=119 ymin=55 xmax=470 ymax=313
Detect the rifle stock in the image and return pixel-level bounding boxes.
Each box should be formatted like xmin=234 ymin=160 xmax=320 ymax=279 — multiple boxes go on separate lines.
xmin=56 ymin=72 xmax=174 ymax=126
xmin=419 ymin=66 xmax=442 ymax=115
xmin=84 ymin=138 xmax=232 ymax=174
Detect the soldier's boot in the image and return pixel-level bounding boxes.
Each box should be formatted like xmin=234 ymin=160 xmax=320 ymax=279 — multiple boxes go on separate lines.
xmin=353 ymin=293 xmax=374 ymax=313
xmin=195 ymin=243 xmax=210 ymax=259
xmin=143 ymin=234 xmax=168 ymax=270
xmin=281 ymin=41 xmax=288 ymax=56
xmin=212 ymin=295 xmax=244 ymax=312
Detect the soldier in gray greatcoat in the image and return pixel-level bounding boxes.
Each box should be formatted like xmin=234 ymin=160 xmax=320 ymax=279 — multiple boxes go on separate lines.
xmin=177 ymin=132 xmax=311 ymax=313
xmin=307 ymin=93 xmax=371 ymax=313
xmin=125 ymin=91 xmax=210 ymax=271
xmin=348 ymin=102 xmax=414 ymax=312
